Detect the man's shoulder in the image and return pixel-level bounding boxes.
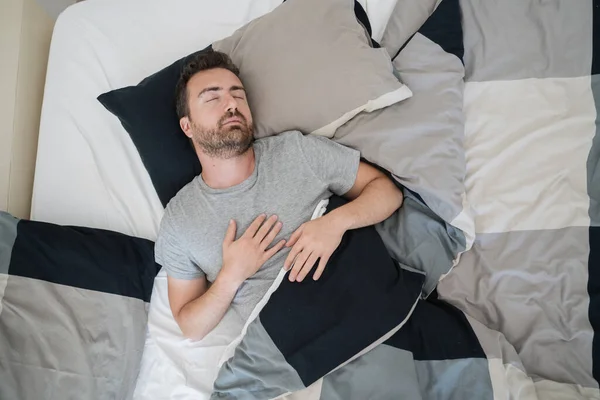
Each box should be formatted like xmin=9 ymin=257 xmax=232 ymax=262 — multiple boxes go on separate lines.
xmin=256 ymin=130 xmax=303 ymax=146
xmin=163 ymin=178 xmax=201 ymax=223
xmin=255 ymin=130 xmax=311 ymax=157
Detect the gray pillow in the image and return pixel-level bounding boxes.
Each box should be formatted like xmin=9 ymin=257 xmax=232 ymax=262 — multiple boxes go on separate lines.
xmin=335 ymin=32 xmax=466 ymax=224
xmin=380 ymin=0 xmax=440 ymax=58
xmin=212 ymin=0 xmax=412 ymax=139
xmin=334 ymin=32 xmax=473 ymax=294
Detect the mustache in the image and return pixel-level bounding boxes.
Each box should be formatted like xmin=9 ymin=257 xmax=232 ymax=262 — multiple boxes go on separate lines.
xmin=218 ymin=110 xmax=247 ymax=128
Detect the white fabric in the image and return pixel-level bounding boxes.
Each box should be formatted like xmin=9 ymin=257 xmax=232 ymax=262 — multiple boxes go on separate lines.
xmin=312 ymin=85 xmax=413 ymax=137
xmin=462 ymin=77 xmax=595 ymax=234
xmin=533 ymin=379 xmax=600 ymax=400
xmin=357 ymin=0 xmax=399 ymax=42
xmin=280 ymin=379 xmax=324 ymax=400
xmin=0 ymin=274 xmax=8 ymax=316
xmin=31 ymin=0 xmax=401 ymax=398
xmin=487 ymin=360 xmax=537 ymax=400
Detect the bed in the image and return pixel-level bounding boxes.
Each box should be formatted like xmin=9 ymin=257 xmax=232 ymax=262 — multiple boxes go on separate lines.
xmin=7 ymin=0 xmax=598 ymax=399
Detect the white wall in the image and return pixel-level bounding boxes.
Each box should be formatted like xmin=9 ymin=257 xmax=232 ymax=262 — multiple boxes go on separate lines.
xmin=0 ymin=0 xmax=23 ymax=216
xmin=0 ymin=0 xmax=71 ymax=218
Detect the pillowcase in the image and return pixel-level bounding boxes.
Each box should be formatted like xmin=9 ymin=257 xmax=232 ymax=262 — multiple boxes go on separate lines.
xmin=98 ymin=47 xmax=209 ymax=207
xmin=98 ymin=0 xmax=411 ymax=207
xmin=211 ymin=196 xmax=425 ymax=399
xmin=0 ymin=211 xmax=160 ymax=400
xmin=380 ymin=0 xmax=464 ymax=61
xmin=212 ymin=0 xmax=411 ymax=139
xmin=333 ymin=0 xmax=472 ymax=295
xmin=334 ymin=35 xmax=466 ymax=226
xmin=379 ymin=0 xmax=439 ymax=59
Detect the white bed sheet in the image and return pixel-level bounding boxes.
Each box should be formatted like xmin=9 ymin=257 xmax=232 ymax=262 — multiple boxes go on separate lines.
xmin=32 ymin=0 xmax=398 ymax=399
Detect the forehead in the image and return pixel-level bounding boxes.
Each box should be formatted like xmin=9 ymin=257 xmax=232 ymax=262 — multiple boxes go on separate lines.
xmin=187 ymin=68 xmax=243 ymax=94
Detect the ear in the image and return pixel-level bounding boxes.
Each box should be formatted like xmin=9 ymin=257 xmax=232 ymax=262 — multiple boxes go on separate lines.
xmin=180 ymin=116 xmax=192 ymax=138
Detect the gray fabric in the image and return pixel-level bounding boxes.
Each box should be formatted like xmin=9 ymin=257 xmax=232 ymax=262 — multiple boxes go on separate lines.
xmin=0 ymin=276 xmax=148 ymax=400
xmin=590 ymin=75 xmax=600 ymax=226
xmin=212 ymin=0 xmax=410 ymax=139
xmin=319 ymin=345 xmax=423 ymax=400
xmin=335 ymin=33 xmax=466 ymax=225
xmin=156 ymin=131 xmax=359 ymax=321
xmin=212 ymin=316 xmax=305 ymax=399
xmin=460 ymin=0 xmax=592 ymax=82
xmin=380 ymin=0 xmax=438 ymax=58
xmin=414 ymin=358 xmax=494 ymax=400
xmin=375 ymin=190 xmax=465 ymax=296
xmin=334 ymin=32 xmax=468 ymax=295
xmin=435 ymin=0 xmax=598 ymax=397
xmin=0 ymin=211 xmax=18 ymax=275
xmin=438 ymin=227 xmax=596 ymax=389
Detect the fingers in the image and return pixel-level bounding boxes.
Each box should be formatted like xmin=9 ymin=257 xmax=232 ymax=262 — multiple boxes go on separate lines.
xmin=295 ymin=252 xmax=319 ymax=282
xmin=312 ymin=255 xmax=330 ymax=281
xmin=243 ymin=214 xmax=267 ymax=238
xmin=286 ymin=225 xmax=303 ymax=248
xmin=284 ymin=242 xmax=303 ymax=271
xmin=263 ymin=239 xmax=287 ymax=260
xmin=289 ymin=250 xmax=312 ymax=282
xmin=260 ymin=220 xmax=283 ymax=250
xmin=255 ymin=215 xmax=279 ymax=243
xmin=223 ymin=219 xmax=237 ymax=248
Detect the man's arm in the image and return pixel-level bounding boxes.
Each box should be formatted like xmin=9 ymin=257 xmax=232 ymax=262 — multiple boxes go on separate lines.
xmin=330 ymin=161 xmax=403 ymax=230
xmin=168 ymin=214 xmax=286 ymax=341
xmin=168 ymin=274 xmax=240 ymax=341
xmin=284 ymin=161 xmax=402 ymax=282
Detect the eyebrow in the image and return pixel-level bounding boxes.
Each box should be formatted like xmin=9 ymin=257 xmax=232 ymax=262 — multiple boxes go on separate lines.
xmin=198 ymin=85 xmax=246 ymax=98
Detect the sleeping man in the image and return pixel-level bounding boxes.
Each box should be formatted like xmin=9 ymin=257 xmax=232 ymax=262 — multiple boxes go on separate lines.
xmin=154 ymin=50 xmax=404 ymax=341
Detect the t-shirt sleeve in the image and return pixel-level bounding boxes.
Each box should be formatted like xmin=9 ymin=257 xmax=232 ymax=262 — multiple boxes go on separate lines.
xmin=155 ymin=208 xmax=206 ymax=280
xmin=295 ymin=132 xmax=361 ymax=196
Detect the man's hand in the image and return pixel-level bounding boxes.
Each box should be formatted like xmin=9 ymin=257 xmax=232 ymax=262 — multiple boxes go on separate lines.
xmin=283 ymin=161 xmax=404 ymax=283
xmin=166 ymin=214 xmax=285 ymax=342
xmin=220 ymin=214 xmax=286 ymax=287
xmin=283 ymin=214 xmax=346 ymax=282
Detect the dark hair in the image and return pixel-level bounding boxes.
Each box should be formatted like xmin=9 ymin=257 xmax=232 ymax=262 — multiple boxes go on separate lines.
xmin=175 ymin=50 xmax=241 ymax=119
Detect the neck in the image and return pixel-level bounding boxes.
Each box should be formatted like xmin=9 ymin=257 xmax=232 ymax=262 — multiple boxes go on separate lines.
xmin=197 ymin=147 xmax=256 ymax=189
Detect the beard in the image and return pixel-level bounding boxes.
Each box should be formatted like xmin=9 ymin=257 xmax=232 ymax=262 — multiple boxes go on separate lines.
xmin=190 ymin=110 xmax=254 ymax=159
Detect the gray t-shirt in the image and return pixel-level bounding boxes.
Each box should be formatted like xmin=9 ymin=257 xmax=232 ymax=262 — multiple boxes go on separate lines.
xmin=154 ymin=130 xmax=360 ymax=321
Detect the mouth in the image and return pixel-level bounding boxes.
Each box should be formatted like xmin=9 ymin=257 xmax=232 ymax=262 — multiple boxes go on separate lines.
xmin=221 ymin=118 xmax=243 ymax=126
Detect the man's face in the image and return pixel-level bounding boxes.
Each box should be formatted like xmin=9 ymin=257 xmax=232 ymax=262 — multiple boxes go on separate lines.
xmin=180 ymin=68 xmax=254 ymax=158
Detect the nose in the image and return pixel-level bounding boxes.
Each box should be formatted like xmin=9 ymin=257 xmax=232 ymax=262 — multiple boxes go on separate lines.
xmin=224 ymin=93 xmax=238 ymax=113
